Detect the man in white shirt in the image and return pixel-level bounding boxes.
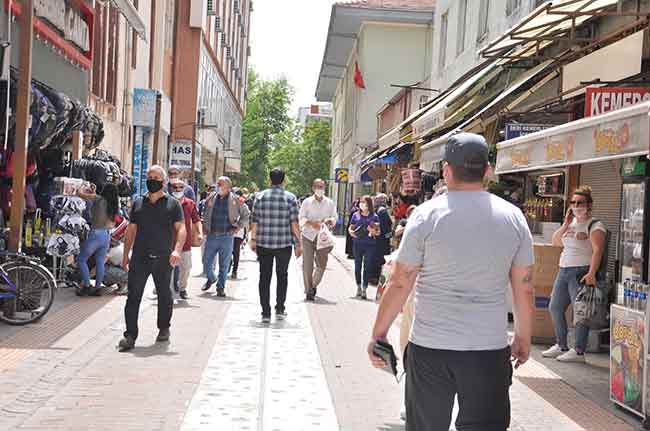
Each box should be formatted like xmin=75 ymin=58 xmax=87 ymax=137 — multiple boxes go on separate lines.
xmin=299 ymin=179 xmax=337 ymax=301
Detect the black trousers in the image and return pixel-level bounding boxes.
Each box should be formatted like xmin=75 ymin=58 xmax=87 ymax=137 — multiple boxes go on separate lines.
xmin=231 ymin=237 xmax=244 ymax=273
xmin=124 ymin=255 xmax=173 ymax=340
xmin=405 ymin=343 xmax=513 ymax=431
xmin=257 ymin=246 xmax=292 ymax=316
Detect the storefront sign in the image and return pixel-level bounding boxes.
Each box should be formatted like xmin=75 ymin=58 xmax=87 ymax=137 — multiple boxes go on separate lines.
xmin=496 ymin=102 xmax=650 ymax=174
xmin=610 ymin=305 xmax=644 ymax=416
xmin=505 ymin=123 xmax=550 ymax=140
xmin=169 ymin=140 xmax=193 ymax=169
xmin=412 ymin=107 xmax=445 ymax=139
xmin=585 ymin=87 xmax=650 ymax=117
xmin=132 ymin=128 xmax=144 ymax=196
xmin=34 ymin=0 xmax=90 ymax=52
xmin=133 ymin=89 xmax=157 ymax=128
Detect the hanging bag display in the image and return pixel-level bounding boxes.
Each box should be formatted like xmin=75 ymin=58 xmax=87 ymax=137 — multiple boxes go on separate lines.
xmin=316 ymin=224 xmax=335 ymax=250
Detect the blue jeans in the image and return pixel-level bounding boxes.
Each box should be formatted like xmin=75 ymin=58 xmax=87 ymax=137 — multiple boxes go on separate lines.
xmin=549 ymin=266 xmax=590 ymax=352
xmin=353 ymin=241 xmax=376 ymax=288
xmin=77 ymin=229 xmax=110 ymax=288
xmin=203 ymin=233 xmax=234 ymax=290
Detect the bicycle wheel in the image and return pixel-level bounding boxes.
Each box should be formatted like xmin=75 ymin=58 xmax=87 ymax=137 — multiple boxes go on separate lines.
xmin=0 ymin=260 xmax=56 ymax=325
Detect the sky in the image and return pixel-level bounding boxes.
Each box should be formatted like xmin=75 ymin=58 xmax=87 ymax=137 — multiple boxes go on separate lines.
xmin=249 ymin=0 xmax=337 ymax=116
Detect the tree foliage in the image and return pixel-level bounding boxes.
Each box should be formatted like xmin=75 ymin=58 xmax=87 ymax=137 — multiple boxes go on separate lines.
xmin=270 ymin=120 xmax=332 ymax=198
xmin=237 ymin=69 xmax=293 ymax=190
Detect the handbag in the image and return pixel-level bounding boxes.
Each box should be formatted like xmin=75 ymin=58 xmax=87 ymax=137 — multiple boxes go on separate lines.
xmin=191 ymin=222 xmax=203 ymax=247
xmin=317 ymin=224 xmax=335 ymax=250
xmin=573 ymin=282 xmax=609 ymax=329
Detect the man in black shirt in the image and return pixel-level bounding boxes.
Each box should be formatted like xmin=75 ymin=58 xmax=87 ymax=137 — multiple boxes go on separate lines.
xmin=118 ymin=165 xmax=186 ymax=352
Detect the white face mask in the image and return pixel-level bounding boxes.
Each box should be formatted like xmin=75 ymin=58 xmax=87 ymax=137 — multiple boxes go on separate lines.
xmin=573 ymin=207 xmax=588 ymax=217
xmin=172 ymin=191 xmax=184 ymax=200
xmin=359 ymin=203 xmax=368 ymax=212
xmin=314 ymin=189 xmax=325 ymax=198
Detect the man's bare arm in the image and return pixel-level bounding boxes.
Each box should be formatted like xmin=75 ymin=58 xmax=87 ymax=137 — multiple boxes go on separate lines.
xmin=122 ymin=224 xmax=137 ymax=270
xmin=174 ymin=221 xmax=187 ymax=254
xmin=372 ymin=261 xmax=420 ymax=340
xmin=510 ymin=265 xmax=535 ymax=368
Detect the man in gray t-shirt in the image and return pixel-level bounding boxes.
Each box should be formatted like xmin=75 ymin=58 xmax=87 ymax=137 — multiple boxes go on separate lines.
xmin=368 ymin=133 xmax=535 ymax=430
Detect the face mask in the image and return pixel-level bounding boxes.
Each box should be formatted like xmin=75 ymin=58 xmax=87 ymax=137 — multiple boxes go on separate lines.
xmin=314 ymin=189 xmax=324 ymax=198
xmin=573 ymin=207 xmax=588 ymax=217
xmin=359 ymin=203 xmax=368 ymax=211
xmin=172 ymin=191 xmax=184 ymax=200
xmin=146 ymin=179 xmax=164 ymax=193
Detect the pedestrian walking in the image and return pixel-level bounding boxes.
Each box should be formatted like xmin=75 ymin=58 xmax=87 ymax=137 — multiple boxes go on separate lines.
xmin=170 ymin=178 xmax=203 ymax=300
xmin=201 ymin=176 xmax=249 ymax=297
xmin=299 ymin=179 xmax=337 ymax=301
xmin=344 ymin=198 xmax=360 ymax=259
xmin=229 ymin=188 xmax=248 ymax=280
xmin=371 ymin=193 xmax=392 ymax=284
xmin=349 ymin=195 xmax=380 ymax=299
xmin=367 ymin=133 xmax=535 ymax=430
xmin=76 ymin=182 xmax=119 ymax=296
xmin=249 ymin=168 xmax=302 ymax=323
xmin=543 ymin=186 xmax=606 ymax=363
xmin=118 ymin=166 xmax=186 ymax=352
xmin=168 ymin=165 xmax=197 ymax=202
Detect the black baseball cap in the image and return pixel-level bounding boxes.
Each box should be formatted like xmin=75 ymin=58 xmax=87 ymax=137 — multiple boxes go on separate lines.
xmin=443 ymin=132 xmax=489 ymax=169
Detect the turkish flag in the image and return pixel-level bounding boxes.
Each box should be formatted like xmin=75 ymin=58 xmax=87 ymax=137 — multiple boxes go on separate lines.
xmin=354 ymin=62 xmax=366 ymax=89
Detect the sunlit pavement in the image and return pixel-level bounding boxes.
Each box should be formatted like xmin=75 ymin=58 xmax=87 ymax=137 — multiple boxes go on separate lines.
xmin=0 ymin=241 xmax=640 ymax=430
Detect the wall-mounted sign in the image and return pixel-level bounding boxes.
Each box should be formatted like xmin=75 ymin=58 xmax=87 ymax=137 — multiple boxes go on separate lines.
xmin=496 ymin=102 xmax=650 ymax=174
xmin=133 ymin=89 xmax=157 ymax=128
xmin=170 ymin=140 xmax=193 ymax=169
xmin=505 ymin=123 xmax=551 ymax=140
xmin=585 ymin=87 xmax=650 ymax=117
xmin=335 ymin=168 xmax=349 ymax=183
xmin=34 ymin=0 xmax=90 ymax=52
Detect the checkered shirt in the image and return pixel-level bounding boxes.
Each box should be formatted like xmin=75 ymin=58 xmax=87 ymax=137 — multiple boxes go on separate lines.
xmin=251 ymin=186 xmax=299 ymax=249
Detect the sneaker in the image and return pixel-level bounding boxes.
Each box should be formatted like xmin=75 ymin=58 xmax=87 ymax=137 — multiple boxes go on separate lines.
xmin=230 ymin=272 xmax=238 ymax=280
xmin=542 ymin=344 xmax=566 ymax=358
xmin=118 ymin=335 xmax=135 ymax=352
xmin=201 ymin=281 xmax=213 ymax=292
xmin=306 ymin=288 xmax=316 ymax=301
xmin=276 ymin=310 xmax=288 ymax=320
xmin=113 ymin=285 xmax=128 ymax=295
xmin=556 ymin=348 xmax=585 ymax=363
xmin=261 ymin=315 xmax=271 ymax=324
xmin=356 ymin=286 xmax=363 ymax=298
xmin=361 ymin=287 xmax=368 ymax=300
xmin=179 ymin=290 xmax=189 ymax=300
xmin=216 ymin=288 xmax=226 ymax=297
xmin=156 ymin=328 xmax=170 ymax=342
xmin=75 ymin=286 xmax=89 ymax=297
xmin=173 ymin=284 xmax=180 ymax=293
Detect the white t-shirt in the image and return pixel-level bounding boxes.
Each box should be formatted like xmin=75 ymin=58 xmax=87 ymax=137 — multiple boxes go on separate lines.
xmin=559 ymin=218 xmax=607 ymax=268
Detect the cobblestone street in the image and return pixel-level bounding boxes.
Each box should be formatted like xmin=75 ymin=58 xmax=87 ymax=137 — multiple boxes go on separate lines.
xmin=0 ymin=240 xmax=641 ymax=430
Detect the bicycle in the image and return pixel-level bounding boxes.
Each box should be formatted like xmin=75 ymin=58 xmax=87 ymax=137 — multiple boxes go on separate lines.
xmin=0 ymin=251 xmax=57 ymax=325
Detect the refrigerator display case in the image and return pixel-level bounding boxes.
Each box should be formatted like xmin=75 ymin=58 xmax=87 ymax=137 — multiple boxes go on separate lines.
xmin=618 ymin=179 xmax=650 ymax=290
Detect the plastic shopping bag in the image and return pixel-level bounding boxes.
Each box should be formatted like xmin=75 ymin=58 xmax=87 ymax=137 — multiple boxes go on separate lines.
xmin=573 ymin=283 xmax=608 ymax=329
xmin=316 ymin=225 xmax=335 ymax=250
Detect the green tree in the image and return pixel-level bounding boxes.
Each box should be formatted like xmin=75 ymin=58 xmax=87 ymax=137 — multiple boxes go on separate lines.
xmin=237 ymin=69 xmax=293 ymax=190
xmin=270 ymin=120 xmax=332 ymax=197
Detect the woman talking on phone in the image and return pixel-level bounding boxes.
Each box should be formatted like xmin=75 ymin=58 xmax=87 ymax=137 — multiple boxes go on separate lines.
xmin=543 ymin=186 xmax=607 ymax=363
xmin=348 ymin=195 xmax=380 ymax=299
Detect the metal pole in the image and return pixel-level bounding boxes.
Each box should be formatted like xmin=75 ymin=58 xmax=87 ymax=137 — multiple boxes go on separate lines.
xmin=9 ymin=0 xmax=32 ymax=252
xmin=152 ymin=92 xmax=162 ymax=165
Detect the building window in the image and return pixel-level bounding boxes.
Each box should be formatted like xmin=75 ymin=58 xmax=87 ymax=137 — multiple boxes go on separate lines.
xmin=506 ymin=0 xmax=521 ymax=16
xmin=477 ymin=0 xmax=490 ymax=41
xmin=131 ymin=0 xmax=139 ymax=69
xmin=456 ymin=0 xmax=467 ymax=56
xmin=419 ymin=95 xmax=429 ymax=109
xmin=438 ymin=12 xmax=448 ymax=72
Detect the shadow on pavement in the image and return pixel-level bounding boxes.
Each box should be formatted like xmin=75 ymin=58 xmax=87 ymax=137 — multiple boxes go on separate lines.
xmin=197 ymin=293 xmax=244 ymax=302
xmin=173 ymin=302 xmax=202 ymax=309
xmin=310 ymin=297 xmax=338 ymax=306
xmin=377 ymin=422 xmax=405 ymax=431
xmin=129 ymin=343 xmax=181 ymax=358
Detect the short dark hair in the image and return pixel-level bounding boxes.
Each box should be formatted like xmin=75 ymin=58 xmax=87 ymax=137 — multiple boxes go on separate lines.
xmin=449 ymin=163 xmax=487 ymax=183
xmin=270 ymin=168 xmax=285 ymax=186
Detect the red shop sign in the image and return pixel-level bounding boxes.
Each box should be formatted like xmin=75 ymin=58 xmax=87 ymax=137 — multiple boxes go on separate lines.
xmin=585 ymin=87 xmax=650 ymax=117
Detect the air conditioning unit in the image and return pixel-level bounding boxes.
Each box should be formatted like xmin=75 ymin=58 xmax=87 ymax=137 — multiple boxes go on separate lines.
xmin=226 ymin=46 xmax=232 ymax=60
xmin=221 ymin=34 xmax=228 ymax=48
xmin=207 ymin=0 xmax=217 ymax=15
xmin=214 ymin=16 xmax=222 ymax=33
xmin=197 ymin=108 xmax=207 ymax=126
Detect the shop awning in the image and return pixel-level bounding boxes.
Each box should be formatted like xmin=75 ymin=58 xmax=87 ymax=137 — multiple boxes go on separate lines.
xmin=112 ymin=0 xmax=148 ymax=41
xmin=481 ymin=0 xmax=619 ymax=61
xmin=378 ymin=126 xmax=401 ymax=151
xmin=496 ymin=101 xmax=650 ymax=174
